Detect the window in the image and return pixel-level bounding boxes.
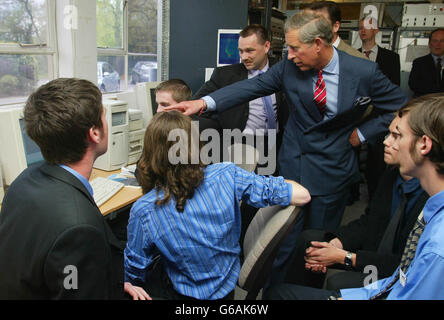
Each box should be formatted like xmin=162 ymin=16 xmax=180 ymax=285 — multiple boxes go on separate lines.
xmin=0 ymin=0 xmax=56 ymax=106
xmin=97 ymin=0 xmax=160 ymax=93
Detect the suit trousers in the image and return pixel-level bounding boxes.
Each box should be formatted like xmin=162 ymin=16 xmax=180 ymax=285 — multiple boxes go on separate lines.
xmin=267 ymin=187 xmax=350 ymax=287
xmin=266 ymin=283 xmax=340 ymax=300
xmin=283 ymin=229 xmax=367 ymax=291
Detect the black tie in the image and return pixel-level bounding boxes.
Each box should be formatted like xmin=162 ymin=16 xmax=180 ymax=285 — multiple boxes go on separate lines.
xmin=437 ymin=58 xmax=442 ymax=86
xmin=377 ymin=187 xmax=407 ymax=255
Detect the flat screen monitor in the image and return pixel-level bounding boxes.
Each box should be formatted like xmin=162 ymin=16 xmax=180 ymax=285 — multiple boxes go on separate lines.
xmin=217 ymin=29 xmax=242 ymax=67
xmin=0 ymin=106 xmax=44 ymax=185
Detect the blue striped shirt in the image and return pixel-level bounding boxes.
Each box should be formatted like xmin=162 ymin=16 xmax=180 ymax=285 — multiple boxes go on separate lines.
xmin=124 ymin=162 xmax=292 ymax=299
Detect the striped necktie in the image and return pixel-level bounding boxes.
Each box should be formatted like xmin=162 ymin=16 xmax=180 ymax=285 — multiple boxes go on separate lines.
xmin=370 ymin=211 xmax=426 ymax=300
xmin=314 ymin=69 xmax=326 ymax=117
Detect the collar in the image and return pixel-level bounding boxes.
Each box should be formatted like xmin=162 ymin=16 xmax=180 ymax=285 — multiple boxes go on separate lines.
xmin=423 ymin=189 xmax=444 ymax=224
xmin=332 ymin=36 xmax=341 ymax=48
xmin=431 ymin=54 xmax=444 ymax=62
xmin=248 ymin=60 xmax=270 ymax=77
xmin=364 ymin=44 xmax=378 ymax=54
xmin=58 ymin=164 xmax=94 ymax=197
xmin=395 ymin=174 xmax=422 ymax=196
xmin=322 ymin=47 xmax=339 ymax=75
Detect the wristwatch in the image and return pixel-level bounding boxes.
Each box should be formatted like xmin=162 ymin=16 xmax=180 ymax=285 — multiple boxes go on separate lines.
xmin=344 ymin=251 xmax=353 ymax=269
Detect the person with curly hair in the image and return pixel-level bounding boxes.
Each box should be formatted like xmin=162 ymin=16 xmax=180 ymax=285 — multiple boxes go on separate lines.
xmin=124 ymin=111 xmax=311 ymax=300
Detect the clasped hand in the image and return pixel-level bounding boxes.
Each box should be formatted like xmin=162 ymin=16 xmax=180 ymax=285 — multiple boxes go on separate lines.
xmin=304 ymin=240 xmax=346 ymax=273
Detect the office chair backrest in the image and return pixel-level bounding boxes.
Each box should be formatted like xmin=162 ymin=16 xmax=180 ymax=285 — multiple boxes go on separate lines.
xmin=238 ymin=204 xmax=300 ymax=300
xmin=227 ymin=143 xmax=260 ymax=173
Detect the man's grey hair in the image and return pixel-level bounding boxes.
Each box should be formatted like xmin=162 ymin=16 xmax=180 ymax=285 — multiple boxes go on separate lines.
xmin=284 ymin=12 xmax=333 ymax=45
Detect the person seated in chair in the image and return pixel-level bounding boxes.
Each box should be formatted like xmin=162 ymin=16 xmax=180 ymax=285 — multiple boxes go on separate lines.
xmin=124 ymin=111 xmax=311 ymax=300
xmin=269 ymin=110 xmax=427 ymax=295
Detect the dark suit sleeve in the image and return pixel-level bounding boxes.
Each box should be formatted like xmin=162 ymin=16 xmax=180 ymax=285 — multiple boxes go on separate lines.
xmin=43 ymin=225 xmax=112 ymax=299
xmin=193 ymin=67 xmax=224 ymax=99
xmin=408 ymin=59 xmax=423 ymax=96
xmin=390 ymin=52 xmax=401 ymax=86
xmin=357 ymin=64 xmax=407 ymax=142
xmin=210 ymin=61 xmax=285 ymax=113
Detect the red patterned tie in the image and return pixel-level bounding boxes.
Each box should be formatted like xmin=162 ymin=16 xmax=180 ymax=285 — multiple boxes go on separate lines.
xmin=314 ymin=69 xmax=326 ymax=116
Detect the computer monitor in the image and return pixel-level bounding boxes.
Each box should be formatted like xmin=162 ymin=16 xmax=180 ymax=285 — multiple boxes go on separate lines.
xmin=0 ymin=106 xmax=44 ymax=186
xmin=217 ymin=29 xmax=242 ymax=67
xmin=134 ymin=81 xmax=161 ymax=127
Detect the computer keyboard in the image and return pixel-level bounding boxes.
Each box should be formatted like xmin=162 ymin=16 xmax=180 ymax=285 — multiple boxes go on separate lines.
xmin=90 ymin=177 xmax=124 ymax=207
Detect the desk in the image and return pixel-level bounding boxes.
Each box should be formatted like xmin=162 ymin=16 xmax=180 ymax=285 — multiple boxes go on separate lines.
xmin=90 ymin=168 xmax=143 ymax=217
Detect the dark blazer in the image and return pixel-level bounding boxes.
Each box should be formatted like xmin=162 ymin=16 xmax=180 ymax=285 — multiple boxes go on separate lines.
xmin=0 ymin=163 xmax=125 ymax=299
xmin=331 ymin=167 xmax=428 ymax=277
xmin=409 ymin=53 xmax=444 ymax=97
xmin=207 ymin=49 xmax=407 ymax=195
xmin=193 ymin=59 xmax=289 ymax=145
xmin=360 ymin=46 xmax=400 ymax=86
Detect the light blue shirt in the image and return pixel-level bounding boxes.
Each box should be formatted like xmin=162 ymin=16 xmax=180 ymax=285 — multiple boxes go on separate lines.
xmin=58 ymin=164 xmax=93 ymax=197
xmin=341 ymin=189 xmax=444 ymax=300
xmin=124 ymin=162 xmax=292 ymax=299
xmin=203 ymin=48 xmax=366 ymax=142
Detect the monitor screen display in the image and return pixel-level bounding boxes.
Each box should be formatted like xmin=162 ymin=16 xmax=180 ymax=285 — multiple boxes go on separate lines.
xmin=112 ymin=111 xmax=127 ymax=126
xmin=217 ymin=29 xmax=241 ymax=66
xmin=19 ymin=119 xmax=44 ymax=166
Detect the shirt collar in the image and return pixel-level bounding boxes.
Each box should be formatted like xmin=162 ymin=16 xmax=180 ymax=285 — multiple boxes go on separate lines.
xmin=395 ymin=174 xmax=422 ymax=195
xmin=332 ymin=36 xmax=341 ymax=48
xmin=322 ymin=47 xmax=339 ymax=75
xmin=249 ymin=60 xmax=270 ymax=77
xmin=423 ymin=189 xmax=444 ymax=224
xmin=58 ymin=164 xmax=94 ymax=197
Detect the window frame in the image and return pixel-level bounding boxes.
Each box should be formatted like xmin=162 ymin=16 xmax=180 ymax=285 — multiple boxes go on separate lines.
xmin=0 ymin=0 xmax=58 ymax=107
xmin=97 ymin=0 xmax=163 ymax=93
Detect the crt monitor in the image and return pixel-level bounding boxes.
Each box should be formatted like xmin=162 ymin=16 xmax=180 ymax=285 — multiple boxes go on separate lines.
xmin=134 ymin=81 xmax=161 ymax=128
xmin=0 ymin=106 xmax=44 ymax=186
xmin=217 ymin=29 xmax=242 ymax=67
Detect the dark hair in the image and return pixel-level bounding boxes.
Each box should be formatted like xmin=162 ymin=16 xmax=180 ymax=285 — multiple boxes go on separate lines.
xmin=155 ymin=79 xmax=192 ymax=103
xmin=429 ymin=28 xmax=444 ymax=41
xmin=398 ymin=93 xmax=444 ymax=175
xmin=24 ymin=78 xmax=103 ymax=165
xmin=307 ymin=1 xmax=341 ymax=24
xmin=137 ymin=111 xmax=206 ymax=212
xmin=239 ymin=24 xmax=270 ymax=44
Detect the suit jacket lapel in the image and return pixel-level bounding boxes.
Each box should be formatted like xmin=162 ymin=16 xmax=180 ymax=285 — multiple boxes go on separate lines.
xmin=337 ymin=50 xmax=359 ymax=115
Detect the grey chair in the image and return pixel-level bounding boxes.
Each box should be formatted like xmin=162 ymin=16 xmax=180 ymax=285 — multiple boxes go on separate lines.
xmin=238 ymin=204 xmax=301 ymax=300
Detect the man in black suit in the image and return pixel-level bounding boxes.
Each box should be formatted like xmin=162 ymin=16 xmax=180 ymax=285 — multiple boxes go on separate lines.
xmin=0 ymin=78 xmax=149 ymax=300
xmin=358 ymin=16 xmax=402 ymax=200
xmin=409 ymin=28 xmax=444 ymax=97
xmin=273 ymin=112 xmax=428 ymax=293
xmin=193 ymin=24 xmax=289 ymax=157
xmin=359 ymin=17 xmax=400 ymax=86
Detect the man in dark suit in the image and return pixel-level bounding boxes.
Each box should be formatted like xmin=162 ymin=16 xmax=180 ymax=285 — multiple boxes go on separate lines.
xmin=358 ymin=16 xmax=402 ymax=200
xmin=279 ymin=113 xmax=428 ymax=292
xmin=0 ymin=78 xmax=149 ymax=299
xmin=358 ymin=17 xmax=400 ymax=86
xmin=409 ymin=28 xmax=444 ymax=97
xmin=166 ymin=12 xmax=407 ymax=284
xmin=193 ymin=24 xmax=289 ymax=156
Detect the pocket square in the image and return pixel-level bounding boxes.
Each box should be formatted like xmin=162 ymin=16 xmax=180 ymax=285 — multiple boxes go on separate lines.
xmin=353 ymin=96 xmax=372 ymax=107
